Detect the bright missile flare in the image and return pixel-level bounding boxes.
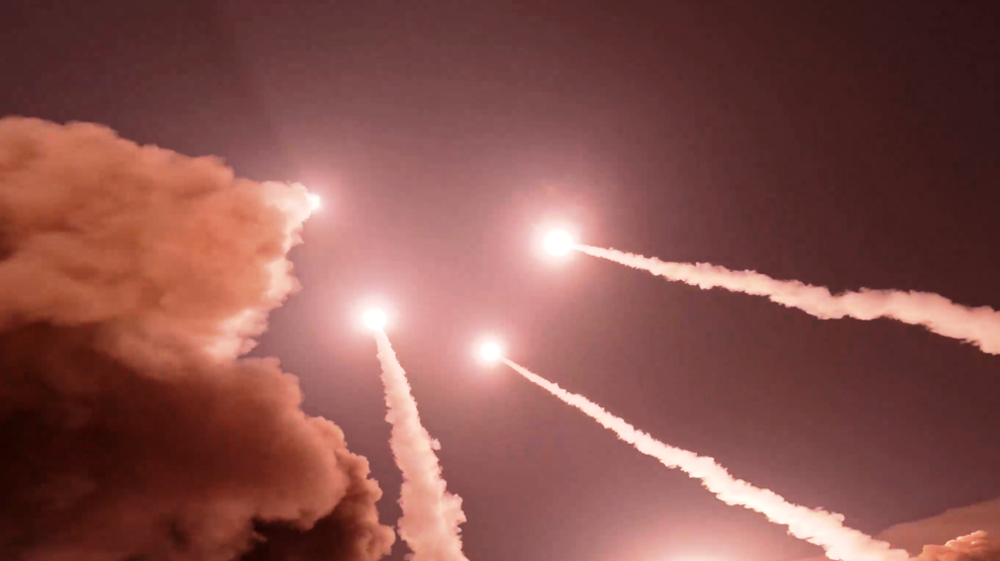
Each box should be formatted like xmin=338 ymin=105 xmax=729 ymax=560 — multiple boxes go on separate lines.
xmin=306 ymin=193 xmax=322 ymax=211
xmin=479 ymin=342 xmax=503 ymax=362
xmin=363 ymin=308 xmax=387 ymax=330
xmin=543 ymin=230 xmax=574 ymax=256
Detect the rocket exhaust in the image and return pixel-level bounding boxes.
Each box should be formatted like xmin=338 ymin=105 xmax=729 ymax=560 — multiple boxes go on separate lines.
xmin=502 ymin=357 xmax=909 ymax=561
xmin=575 ymin=244 xmax=1000 ymax=355
xmin=374 ymin=329 xmax=470 ymax=561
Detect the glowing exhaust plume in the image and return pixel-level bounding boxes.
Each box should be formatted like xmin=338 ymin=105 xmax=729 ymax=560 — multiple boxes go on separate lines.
xmin=307 ymin=192 xmax=322 ymax=211
xmin=372 ymin=328 xmax=470 ymax=561
xmin=543 ymin=230 xmax=575 ymax=256
xmin=479 ymin=341 xmax=503 ymax=362
xmin=364 ymin=308 xmax=388 ymax=331
xmin=575 ymin=245 xmax=1000 ymax=355
xmin=501 ymin=358 xmax=909 ymax=561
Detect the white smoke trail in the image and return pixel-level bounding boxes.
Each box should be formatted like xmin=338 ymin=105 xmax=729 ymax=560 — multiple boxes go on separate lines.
xmin=502 ymin=358 xmax=910 ymax=561
xmin=575 ymin=245 xmax=1000 ymax=355
xmin=374 ymin=329 xmax=470 ymax=561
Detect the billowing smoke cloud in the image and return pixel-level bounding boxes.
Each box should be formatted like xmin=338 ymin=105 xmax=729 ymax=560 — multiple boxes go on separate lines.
xmin=797 ymin=500 xmax=1000 ymax=561
xmin=916 ymin=532 xmax=999 ymax=561
xmin=502 ymin=358 xmax=909 ymax=561
xmin=576 ymin=245 xmax=1000 ymax=354
xmin=0 ymin=117 xmax=395 ymax=561
xmin=372 ymin=329 xmax=469 ymax=561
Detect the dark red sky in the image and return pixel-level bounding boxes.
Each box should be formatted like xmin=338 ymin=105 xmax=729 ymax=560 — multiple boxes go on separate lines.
xmin=3 ymin=2 xmax=998 ymax=560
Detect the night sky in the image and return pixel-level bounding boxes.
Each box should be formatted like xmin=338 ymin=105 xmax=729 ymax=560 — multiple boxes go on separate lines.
xmin=3 ymin=2 xmax=998 ymax=561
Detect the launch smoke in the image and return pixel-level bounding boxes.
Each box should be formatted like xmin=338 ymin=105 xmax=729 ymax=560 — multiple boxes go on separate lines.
xmin=502 ymin=358 xmax=909 ymax=561
xmin=373 ymin=330 xmax=470 ymax=561
xmin=0 ymin=117 xmax=394 ymax=561
xmin=576 ymin=245 xmax=1000 ymax=354
xmin=915 ymin=531 xmax=999 ymax=561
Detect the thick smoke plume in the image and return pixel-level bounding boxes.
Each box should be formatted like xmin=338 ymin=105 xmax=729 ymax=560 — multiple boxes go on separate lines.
xmin=915 ymin=532 xmax=999 ymax=561
xmin=576 ymin=245 xmax=1000 ymax=354
xmin=373 ymin=329 xmax=470 ymax=561
xmin=502 ymin=358 xmax=909 ymax=561
xmin=0 ymin=117 xmax=395 ymax=561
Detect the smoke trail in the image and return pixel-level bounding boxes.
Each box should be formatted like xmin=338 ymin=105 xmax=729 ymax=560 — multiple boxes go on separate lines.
xmin=0 ymin=117 xmax=395 ymax=561
xmin=915 ymin=531 xmax=999 ymax=561
xmin=373 ymin=329 xmax=470 ymax=561
xmin=502 ymin=358 xmax=909 ymax=561
xmin=575 ymin=245 xmax=1000 ymax=354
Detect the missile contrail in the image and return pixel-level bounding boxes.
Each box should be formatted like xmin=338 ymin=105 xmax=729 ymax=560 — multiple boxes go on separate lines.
xmin=501 ymin=357 xmax=910 ymax=561
xmin=374 ymin=328 xmax=470 ymax=561
xmin=575 ymin=244 xmax=1000 ymax=355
